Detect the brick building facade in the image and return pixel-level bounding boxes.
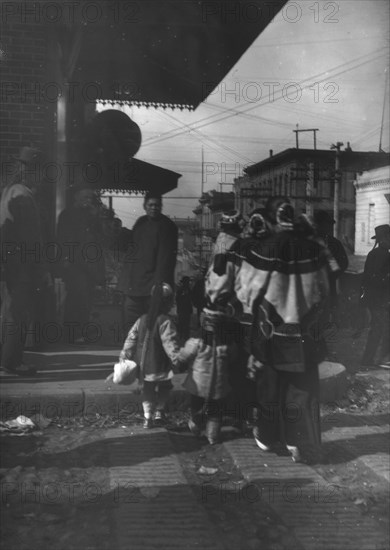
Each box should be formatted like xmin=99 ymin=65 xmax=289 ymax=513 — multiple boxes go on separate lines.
xmin=235 ymin=148 xmax=390 ymax=249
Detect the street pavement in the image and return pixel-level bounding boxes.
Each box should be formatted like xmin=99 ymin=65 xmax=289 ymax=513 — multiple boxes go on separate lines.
xmin=0 ymin=343 xmax=389 ymax=549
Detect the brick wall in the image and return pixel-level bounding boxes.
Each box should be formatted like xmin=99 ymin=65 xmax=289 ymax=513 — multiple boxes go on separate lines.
xmin=0 ymin=20 xmax=55 ymax=165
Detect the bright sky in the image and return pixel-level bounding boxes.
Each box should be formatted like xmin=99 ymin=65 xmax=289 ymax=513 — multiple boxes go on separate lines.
xmin=99 ymin=0 xmax=389 ymax=229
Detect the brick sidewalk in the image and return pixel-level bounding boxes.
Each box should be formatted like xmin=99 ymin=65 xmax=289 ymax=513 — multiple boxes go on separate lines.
xmin=106 ymin=426 xmax=225 ymax=550
xmin=223 ymin=407 xmax=390 ymax=550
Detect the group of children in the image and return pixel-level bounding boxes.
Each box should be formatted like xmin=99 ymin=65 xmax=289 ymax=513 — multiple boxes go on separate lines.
xmin=116 ymin=281 xmax=238 ymax=444
xmin=111 ymin=199 xmax=344 ymax=458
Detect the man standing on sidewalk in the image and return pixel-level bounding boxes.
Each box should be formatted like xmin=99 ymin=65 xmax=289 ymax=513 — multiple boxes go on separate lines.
xmin=360 ymin=224 xmax=390 ymax=369
xmin=0 ymin=147 xmax=51 ymax=376
xmin=313 ymin=210 xmax=348 ymax=322
xmin=117 ymin=192 xmax=178 ymax=333
xmin=57 ymin=184 xmax=105 ymax=344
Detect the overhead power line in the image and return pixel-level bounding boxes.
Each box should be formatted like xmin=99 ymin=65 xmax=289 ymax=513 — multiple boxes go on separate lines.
xmin=142 ymin=48 xmax=387 ymax=149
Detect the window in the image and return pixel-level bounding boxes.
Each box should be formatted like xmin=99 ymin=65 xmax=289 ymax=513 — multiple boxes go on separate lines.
xmin=368 ymin=204 xmax=375 ymax=242
xmin=361 ymin=222 xmax=365 ymax=242
xmin=284 ymin=173 xmax=289 ymax=196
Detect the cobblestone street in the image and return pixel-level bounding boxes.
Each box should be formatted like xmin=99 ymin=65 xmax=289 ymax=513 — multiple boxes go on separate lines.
xmin=1 ymin=393 xmax=389 ymax=550
xmin=1 ymin=0 xmax=389 ymax=547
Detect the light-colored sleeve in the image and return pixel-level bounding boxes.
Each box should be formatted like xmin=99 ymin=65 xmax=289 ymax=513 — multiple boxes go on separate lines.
xmin=119 ymin=318 xmax=140 ymax=361
xmin=205 ymin=259 xmax=236 ymax=304
xmin=159 ymin=319 xmax=199 ymax=370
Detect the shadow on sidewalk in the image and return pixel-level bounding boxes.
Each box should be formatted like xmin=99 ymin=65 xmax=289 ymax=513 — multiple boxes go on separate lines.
xmin=322 ymin=431 xmax=389 ymax=465
xmin=321 ymin=412 xmax=390 ymax=431
xmin=0 ymin=345 xmax=119 ymax=384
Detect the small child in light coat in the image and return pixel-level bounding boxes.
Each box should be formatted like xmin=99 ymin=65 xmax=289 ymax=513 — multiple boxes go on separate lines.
xmin=182 ymin=307 xmax=239 ymax=444
xmin=119 ymin=282 xmax=196 ymax=428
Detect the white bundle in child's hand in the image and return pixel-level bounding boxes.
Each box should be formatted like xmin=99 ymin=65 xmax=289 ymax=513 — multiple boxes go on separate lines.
xmin=106 ymin=360 xmax=139 ymax=385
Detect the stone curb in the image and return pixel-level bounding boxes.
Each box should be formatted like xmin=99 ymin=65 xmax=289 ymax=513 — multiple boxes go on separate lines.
xmin=319 ymin=361 xmax=348 ymax=404
xmin=0 ymin=362 xmax=347 ymax=421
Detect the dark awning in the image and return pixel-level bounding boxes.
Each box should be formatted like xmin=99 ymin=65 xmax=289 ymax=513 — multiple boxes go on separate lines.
xmin=98 ymin=157 xmax=181 ymax=195
xmin=67 ymin=0 xmax=288 ymax=109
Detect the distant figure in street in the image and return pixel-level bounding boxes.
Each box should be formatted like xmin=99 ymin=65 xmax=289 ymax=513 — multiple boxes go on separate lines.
xmin=175 ymin=276 xmax=193 ymax=342
xmin=313 ymin=210 xmax=348 ymax=315
xmin=57 ymin=185 xmax=105 ymax=343
xmin=360 ymin=224 xmax=390 ymax=369
xmin=313 ymin=210 xmax=349 ymax=273
xmin=117 ymin=192 xmax=178 ymax=333
xmin=118 ymin=282 xmax=195 ymax=428
xmin=0 ymin=147 xmax=51 ymax=375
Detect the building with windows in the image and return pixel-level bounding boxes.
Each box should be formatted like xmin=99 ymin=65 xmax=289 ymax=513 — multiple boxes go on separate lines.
xmin=234 ymin=148 xmax=389 ymax=249
xmin=354 ymin=166 xmax=390 ymax=256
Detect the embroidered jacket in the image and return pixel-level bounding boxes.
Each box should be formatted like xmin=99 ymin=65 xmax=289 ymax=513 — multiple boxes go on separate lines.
xmin=206 ymin=230 xmax=337 ymax=371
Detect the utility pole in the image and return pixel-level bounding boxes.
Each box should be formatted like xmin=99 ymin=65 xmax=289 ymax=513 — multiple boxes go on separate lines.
xmin=199 ymin=146 xmax=204 ymax=269
xmin=379 ymin=69 xmax=388 ymax=152
xmin=306 ymin=162 xmax=314 ymax=217
xmin=293 ymin=128 xmax=319 ymax=149
xmin=330 ymin=142 xmax=343 ymax=238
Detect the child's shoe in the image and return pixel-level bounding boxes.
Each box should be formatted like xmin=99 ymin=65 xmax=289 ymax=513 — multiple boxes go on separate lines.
xmin=252 ymin=427 xmax=271 ymax=451
xmin=254 ymin=436 xmax=271 ymax=452
xmin=143 ymin=417 xmax=153 ymax=429
xmin=286 ymin=445 xmax=302 ymax=463
xmin=154 ymin=410 xmax=166 ymax=424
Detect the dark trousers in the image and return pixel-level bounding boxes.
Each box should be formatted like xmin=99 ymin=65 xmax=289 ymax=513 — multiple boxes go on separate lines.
xmin=223 ymin=349 xmax=256 ymax=425
xmin=0 ymin=281 xmax=36 ymax=370
xmin=362 ymin=305 xmax=390 ymax=364
xmin=177 ymin=312 xmax=191 ymax=341
xmin=254 ymin=363 xmax=321 ymax=454
xmin=123 ymin=295 xmax=150 ymax=335
xmin=63 ymin=268 xmax=94 ymax=342
xmin=190 ymin=394 xmax=222 ymax=425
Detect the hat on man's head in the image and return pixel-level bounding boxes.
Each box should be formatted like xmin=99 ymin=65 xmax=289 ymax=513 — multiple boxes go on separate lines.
xmin=15 ymin=146 xmax=42 ymax=164
xmin=371 ymin=224 xmax=390 ymax=240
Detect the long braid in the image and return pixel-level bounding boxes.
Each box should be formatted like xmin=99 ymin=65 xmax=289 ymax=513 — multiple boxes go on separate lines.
xmin=146 ymin=282 xmax=164 ymax=331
